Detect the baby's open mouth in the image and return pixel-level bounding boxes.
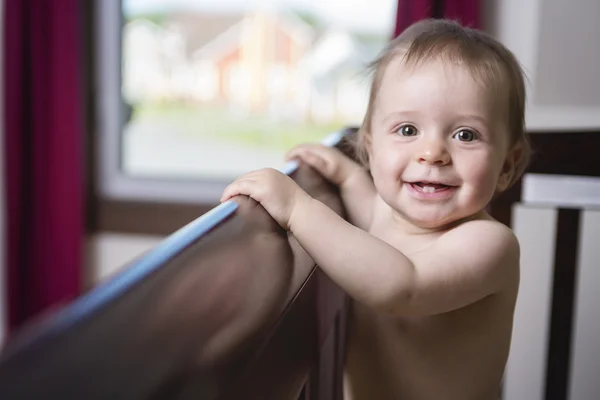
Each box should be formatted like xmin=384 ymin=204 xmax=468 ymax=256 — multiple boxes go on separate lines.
xmin=410 ymin=182 xmax=455 ymax=193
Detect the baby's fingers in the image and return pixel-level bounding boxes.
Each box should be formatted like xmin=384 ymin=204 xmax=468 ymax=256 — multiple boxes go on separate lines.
xmin=300 ymin=150 xmax=330 ymax=173
xmin=286 ymin=144 xmax=322 ymax=159
xmin=286 ymin=145 xmax=327 ymax=167
xmin=284 ymin=144 xmax=310 ymax=160
xmin=220 ymin=178 xmax=256 ymax=203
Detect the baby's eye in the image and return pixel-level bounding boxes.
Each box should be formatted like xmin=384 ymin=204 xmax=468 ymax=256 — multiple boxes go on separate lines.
xmin=396 ymin=125 xmax=418 ymax=137
xmin=454 ymin=129 xmax=477 ymax=142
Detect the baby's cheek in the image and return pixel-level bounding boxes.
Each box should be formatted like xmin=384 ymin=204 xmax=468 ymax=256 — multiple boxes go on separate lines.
xmin=370 ymin=156 xmax=400 ymax=195
xmin=466 ymin=165 xmax=499 ymax=200
xmin=374 ymin=151 xmax=403 ymax=174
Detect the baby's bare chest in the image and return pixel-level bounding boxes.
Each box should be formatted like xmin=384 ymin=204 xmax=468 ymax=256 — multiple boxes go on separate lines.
xmin=345 ymin=300 xmax=509 ymax=399
xmin=349 ymin=301 xmax=477 ymax=357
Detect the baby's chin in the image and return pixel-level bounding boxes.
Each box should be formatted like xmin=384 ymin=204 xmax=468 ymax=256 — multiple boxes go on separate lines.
xmin=381 ymin=195 xmax=484 ymax=232
xmin=393 ymin=208 xmax=477 ymax=232
xmin=411 ymin=217 xmax=459 ymax=231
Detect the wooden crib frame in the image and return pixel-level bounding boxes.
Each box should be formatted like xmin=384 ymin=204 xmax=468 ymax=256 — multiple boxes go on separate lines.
xmin=0 ymin=130 xmax=356 ymax=400
xmin=0 ymin=128 xmax=597 ymax=399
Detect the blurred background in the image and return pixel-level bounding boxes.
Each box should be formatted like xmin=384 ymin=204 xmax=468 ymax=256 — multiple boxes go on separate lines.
xmin=1 ymin=0 xmax=600 ymax=399
xmin=120 ymin=0 xmax=389 ymax=179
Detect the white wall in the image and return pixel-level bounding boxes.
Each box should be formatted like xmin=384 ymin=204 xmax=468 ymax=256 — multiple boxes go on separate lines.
xmin=486 ymin=0 xmax=600 ymax=130
xmin=535 ymin=0 xmax=600 ymax=107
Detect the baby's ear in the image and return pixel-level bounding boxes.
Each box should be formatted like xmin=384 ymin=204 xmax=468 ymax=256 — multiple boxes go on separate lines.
xmin=497 ymin=143 xmax=524 ymax=192
xmin=357 ymin=129 xmax=372 ymax=167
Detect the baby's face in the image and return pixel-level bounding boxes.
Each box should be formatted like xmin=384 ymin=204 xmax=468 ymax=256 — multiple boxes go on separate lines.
xmin=368 ymin=57 xmax=511 ymax=229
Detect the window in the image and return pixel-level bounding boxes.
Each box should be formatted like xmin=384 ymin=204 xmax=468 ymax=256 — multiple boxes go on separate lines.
xmin=97 ymin=0 xmax=396 ymax=203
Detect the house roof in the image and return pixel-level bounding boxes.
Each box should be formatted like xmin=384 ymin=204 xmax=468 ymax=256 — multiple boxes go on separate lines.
xmin=163 ymin=10 xmax=316 ymax=61
xmin=305 ymin=28 xmax=386 ymax=84
xmin=163 ymin=13 xmax=245 ymax=58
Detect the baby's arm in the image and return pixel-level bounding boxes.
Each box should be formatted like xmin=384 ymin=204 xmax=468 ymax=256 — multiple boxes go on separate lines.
xmin=222 ymin=167 xmax=518 ymax=316
xmin=290 ymin=201 xmax=519 ymax=315
xmin=287 ymin=144 xmax=376 ymax=230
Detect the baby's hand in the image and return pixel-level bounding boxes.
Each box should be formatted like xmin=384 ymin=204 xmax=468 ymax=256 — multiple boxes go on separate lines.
xmin=286 ymin=144 xmax=361 ymax=187
xmin=220 ymin=168 xmax=310 ymax=230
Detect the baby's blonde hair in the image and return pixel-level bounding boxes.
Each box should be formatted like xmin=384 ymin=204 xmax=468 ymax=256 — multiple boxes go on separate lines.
xmin=357 ymin=19 xmax=530 ymax=189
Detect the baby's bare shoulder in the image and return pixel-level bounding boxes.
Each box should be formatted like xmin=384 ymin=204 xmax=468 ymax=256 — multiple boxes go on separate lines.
xmin=434 ymin=218 xmax=520 ymax=292
xmin=397 ymin=217 xmax=519 ymax=316
xmin=441 ymin=217 xmax=519 ymax=259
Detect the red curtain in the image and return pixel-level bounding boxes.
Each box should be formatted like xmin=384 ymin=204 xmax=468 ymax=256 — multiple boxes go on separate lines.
xmin=394 ymin=0 xmax=481 ymax=37
xmin=3 ymin=0 xmax=83 ymax=334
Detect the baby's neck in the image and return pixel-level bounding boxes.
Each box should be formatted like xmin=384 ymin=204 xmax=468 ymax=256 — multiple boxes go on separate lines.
xmin=375 ymin=197 xmax=488 ymax=237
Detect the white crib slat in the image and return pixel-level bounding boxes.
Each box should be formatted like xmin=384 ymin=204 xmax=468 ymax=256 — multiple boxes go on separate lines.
xmin=503 ymin=205 xmax=557 ymax=400
xmin=569 ymin=210 xmax=600 ymax=400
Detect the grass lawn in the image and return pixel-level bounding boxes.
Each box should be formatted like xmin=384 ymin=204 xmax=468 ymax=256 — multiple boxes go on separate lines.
xmin=132 ymin=102 xmax=346 ymax=152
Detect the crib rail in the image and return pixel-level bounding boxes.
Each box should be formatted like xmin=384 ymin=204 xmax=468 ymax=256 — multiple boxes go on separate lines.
xmin=0 ymin=133 xmax=352 ymax=400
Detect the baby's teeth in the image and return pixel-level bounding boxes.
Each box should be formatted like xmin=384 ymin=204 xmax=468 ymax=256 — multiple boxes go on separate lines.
xmin=423 ymin=186 xmax=435 ymax=193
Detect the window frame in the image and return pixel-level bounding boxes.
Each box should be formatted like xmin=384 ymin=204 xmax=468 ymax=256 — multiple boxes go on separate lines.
xmin=91 ymin=0 xmax=351 ymax=234
xmin=95 ymin=0 xmax=252 ymax=204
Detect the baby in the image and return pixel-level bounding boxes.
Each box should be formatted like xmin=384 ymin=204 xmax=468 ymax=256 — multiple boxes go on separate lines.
xmin=221 ymin=19 xmax=530 ymax=400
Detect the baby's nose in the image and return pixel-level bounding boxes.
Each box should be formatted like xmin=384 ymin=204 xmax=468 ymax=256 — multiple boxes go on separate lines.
xmin=416 ymin=141 xmax=451 ymax=165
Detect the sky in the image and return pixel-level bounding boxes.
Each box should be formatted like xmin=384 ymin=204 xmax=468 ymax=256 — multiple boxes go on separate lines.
xmin=123 ymin=0 xmax=397 ymax=35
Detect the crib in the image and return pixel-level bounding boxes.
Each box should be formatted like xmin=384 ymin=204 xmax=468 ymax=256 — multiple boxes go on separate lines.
xmin=0 ymin=128 xmax=597 ymax=399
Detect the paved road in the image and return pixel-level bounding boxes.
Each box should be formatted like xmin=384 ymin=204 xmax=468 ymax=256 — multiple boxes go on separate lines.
xmin=123 ymin=119 xmax=286 ymax=180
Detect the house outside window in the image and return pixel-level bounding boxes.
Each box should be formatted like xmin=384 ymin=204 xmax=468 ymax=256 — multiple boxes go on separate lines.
xmin=98 ymin=0 xmax=396 ymax=202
